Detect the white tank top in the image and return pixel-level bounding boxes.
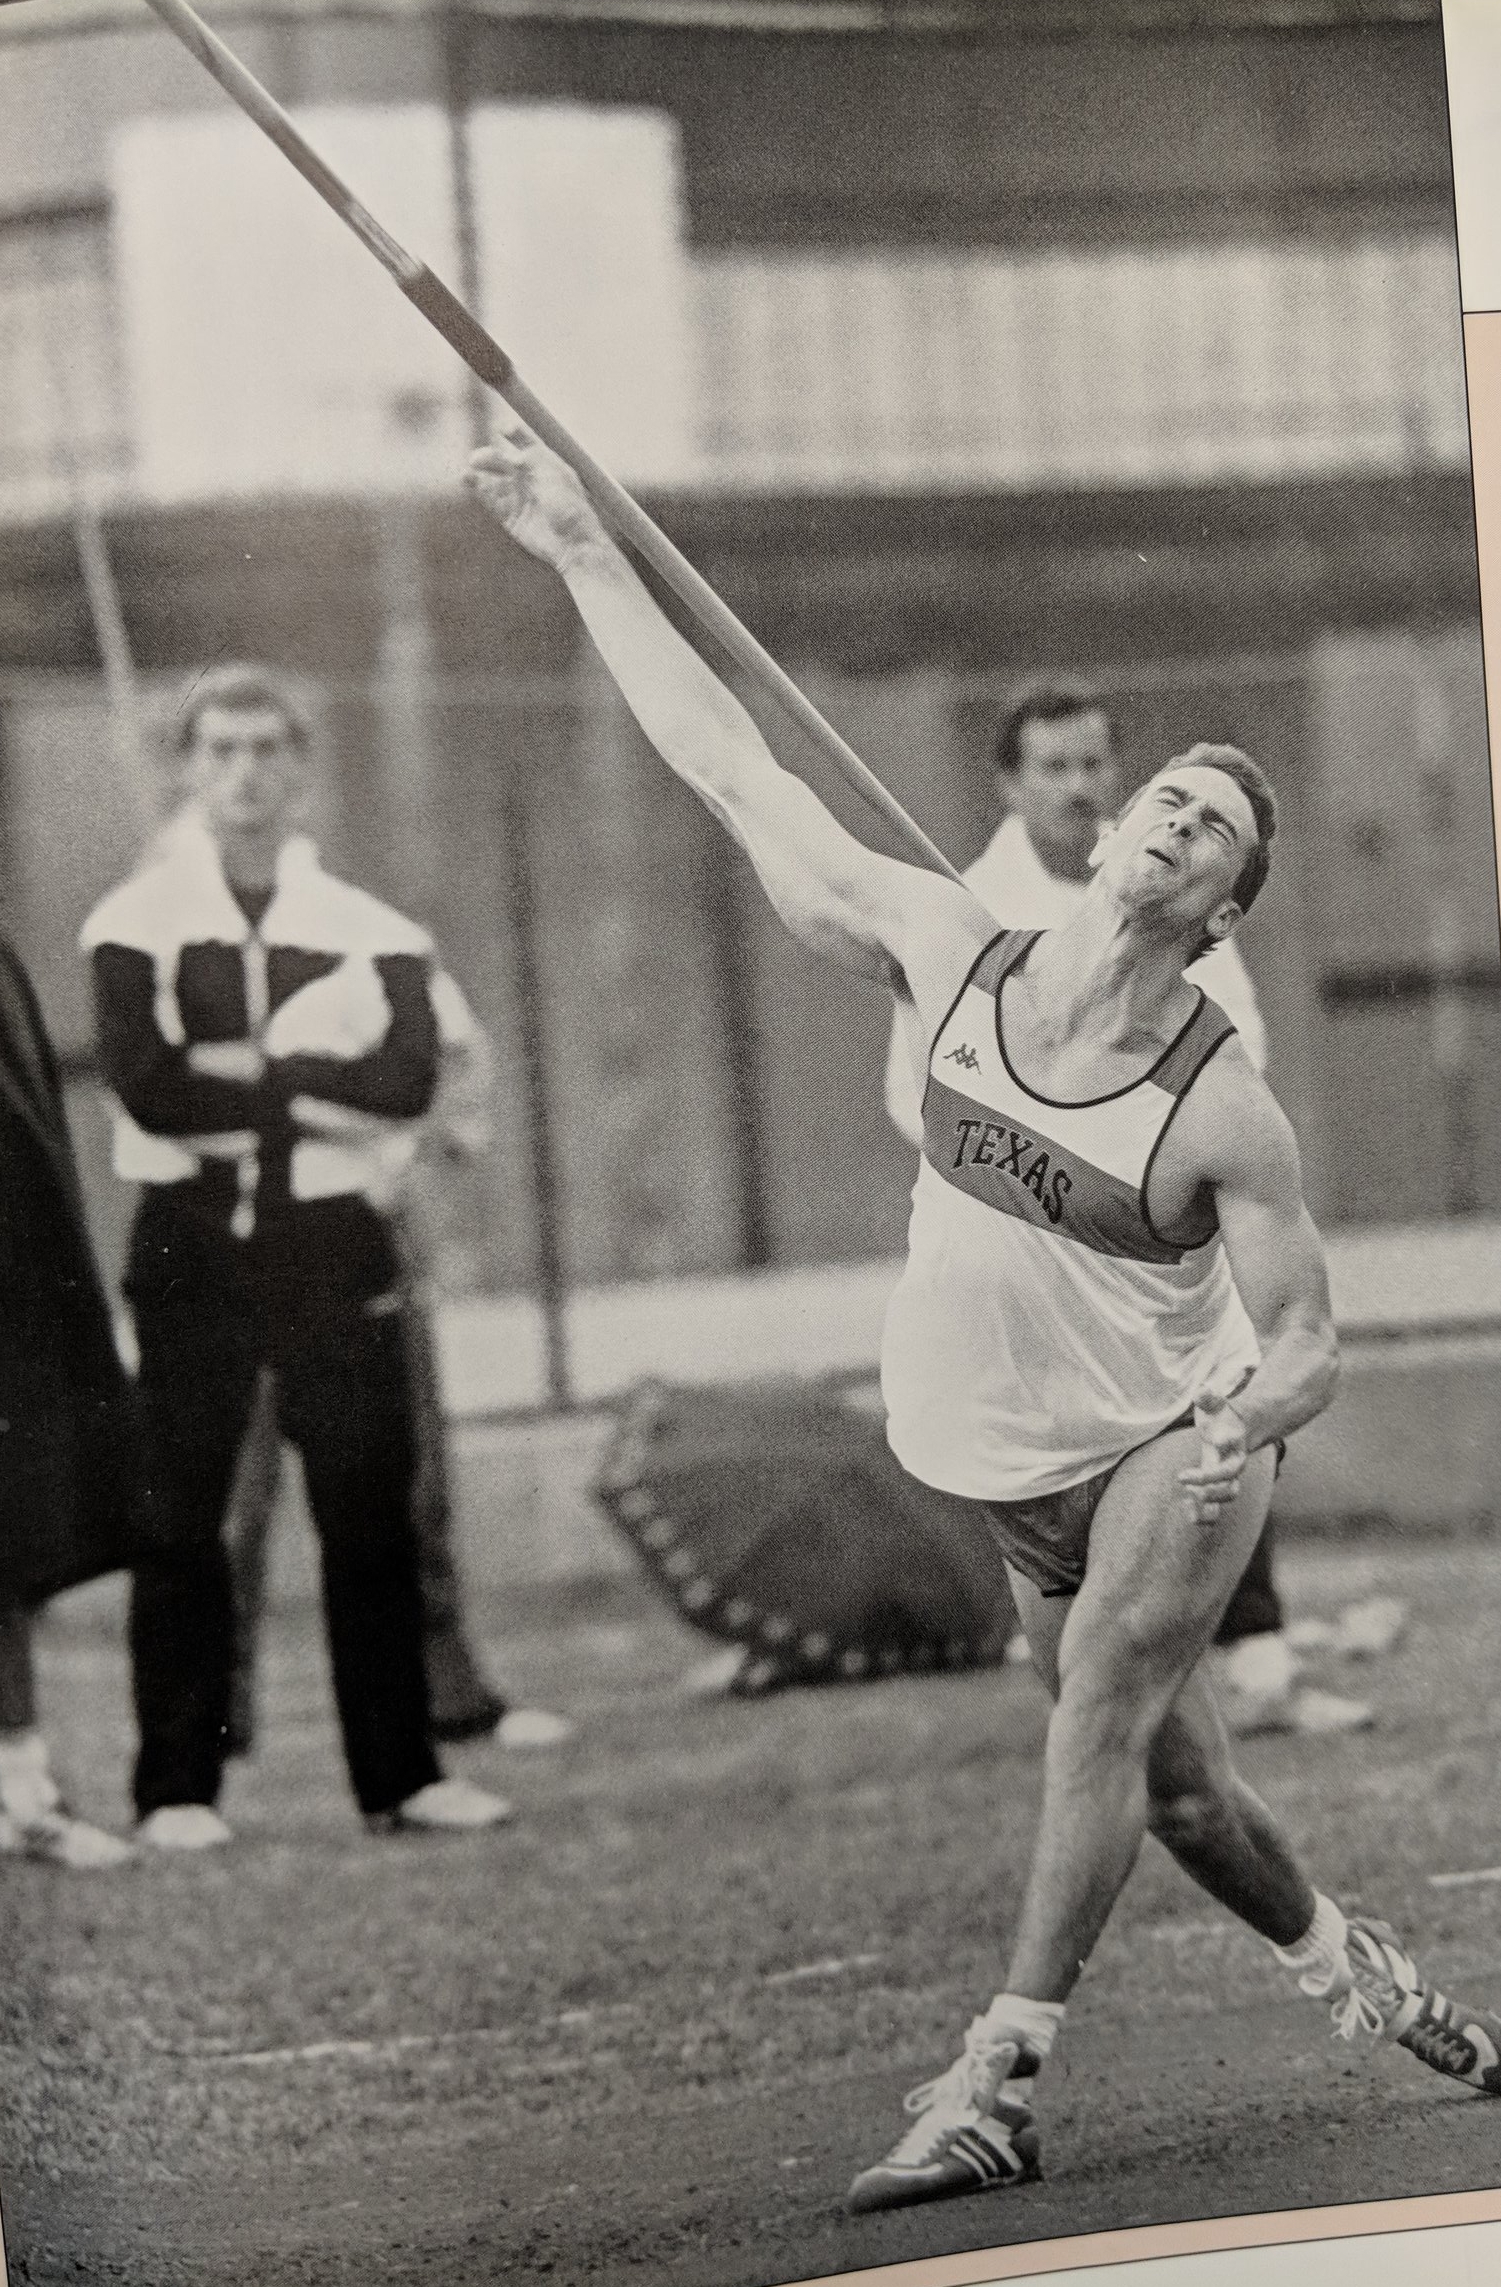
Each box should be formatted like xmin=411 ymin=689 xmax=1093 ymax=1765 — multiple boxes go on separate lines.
xmin=882 ymin=930 xmax=1259 ymax=1501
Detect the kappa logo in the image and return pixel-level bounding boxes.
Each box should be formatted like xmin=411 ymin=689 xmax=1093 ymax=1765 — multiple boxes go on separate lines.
xmin=943 ymin=1042 xmax=981 ymax=1072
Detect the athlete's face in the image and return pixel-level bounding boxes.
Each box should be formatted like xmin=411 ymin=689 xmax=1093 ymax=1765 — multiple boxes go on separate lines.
xmin=1004 ymin=709 xmax=1120 ymax=881
xmin=1091 ymin=763 xmax=1258 ymax=944
xmin=187 ymin=704 xmax=306 ymax=849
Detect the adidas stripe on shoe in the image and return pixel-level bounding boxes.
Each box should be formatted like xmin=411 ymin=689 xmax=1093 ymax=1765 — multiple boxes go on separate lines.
xmin=1335 ymin=1918 xmax=1501 ymax=2096
xmin=847 ymin=2018 xmax=1043 ymax=2215
xmin=847 ymin=2093 xmax=1040 ymax=2215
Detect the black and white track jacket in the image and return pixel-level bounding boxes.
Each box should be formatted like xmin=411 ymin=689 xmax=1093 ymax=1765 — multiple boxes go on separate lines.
xmin=81 ymin=816 xmax=440 ymax=1238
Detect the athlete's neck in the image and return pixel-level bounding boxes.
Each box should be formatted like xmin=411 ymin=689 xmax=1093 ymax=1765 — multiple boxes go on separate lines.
xmin=1026 ymin=888 xmax=1200 ymax=1049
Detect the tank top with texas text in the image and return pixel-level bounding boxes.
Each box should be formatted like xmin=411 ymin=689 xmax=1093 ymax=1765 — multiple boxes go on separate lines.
xmin=881 ymin=930 xmax=1259 ymax=1500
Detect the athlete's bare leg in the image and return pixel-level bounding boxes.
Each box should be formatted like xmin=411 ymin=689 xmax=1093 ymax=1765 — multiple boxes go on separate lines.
xmin=1002 ymin=1428 xmax=1311 ymax=2002
xmin=1144 ymin=1670 xmax=1315 ymax=1938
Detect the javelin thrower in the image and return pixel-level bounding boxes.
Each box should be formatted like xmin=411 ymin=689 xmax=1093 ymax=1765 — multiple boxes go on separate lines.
xmin=125 ymin=0 xmax=1501 ymax=2204
xmin=467 ymin=423 xmax=1501 ymax=2210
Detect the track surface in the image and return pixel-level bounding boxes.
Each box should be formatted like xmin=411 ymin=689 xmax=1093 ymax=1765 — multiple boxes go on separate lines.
xmin=4 ymin=1538 xmax=1499 ymax=2286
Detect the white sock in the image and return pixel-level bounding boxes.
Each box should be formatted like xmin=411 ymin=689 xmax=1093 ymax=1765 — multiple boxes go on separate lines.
xmin=1271 ymin=1892 xmax=1349 ymax=1991
xmin=982 ymin=1992 xmax=1065 ymax=2087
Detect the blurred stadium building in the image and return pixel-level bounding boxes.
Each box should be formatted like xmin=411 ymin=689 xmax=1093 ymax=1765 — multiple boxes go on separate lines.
xmin=1 ymin=0 xmax=1498 ymax=1520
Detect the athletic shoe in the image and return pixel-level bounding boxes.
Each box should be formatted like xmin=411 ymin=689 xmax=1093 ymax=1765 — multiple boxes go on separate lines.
xmin=493 ymin=1708 xmax=575 ymax=1751
xmin=1 ymin=1810 xmax=136 ymax=1871
xmin=138 ymin=1805 xmax=234 ymax=1852
xmin=1326 ymin=1918 xmax=1501 ymax=2095
xmin=677 ymin=1648 xmax=794 ymax=1698
xmin=678 ymin=1647 xmax=751 ymax=1698
xmin=1220 ymin=1682 xmax=1373 ymax=1737
xmin=846 ymin=2017 xmax=1043 ymax=2215
xmin=1280 ymin=1686 xmax=1374 ymax=1734
xmin=371 ymin=1777 xmax=513 ymax=1833
xmin=1330 ymin=1597 xmax=1407 ymax=1660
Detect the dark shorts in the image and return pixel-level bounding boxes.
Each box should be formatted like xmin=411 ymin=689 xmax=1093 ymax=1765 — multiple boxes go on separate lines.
xmin=960 ymin=1404 xmax=1284 ymax=1602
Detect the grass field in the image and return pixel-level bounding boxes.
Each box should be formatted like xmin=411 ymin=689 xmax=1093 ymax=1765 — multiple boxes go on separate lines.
xmin=3 ymin=1492 xmax=1500 ymax=2287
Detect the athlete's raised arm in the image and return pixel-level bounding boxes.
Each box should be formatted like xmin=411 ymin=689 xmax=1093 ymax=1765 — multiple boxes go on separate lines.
xmin=1172 ymin=1050 xmax=1339 ymax=1521
xmin=466 ymin=430 xmax=992 ymax=1023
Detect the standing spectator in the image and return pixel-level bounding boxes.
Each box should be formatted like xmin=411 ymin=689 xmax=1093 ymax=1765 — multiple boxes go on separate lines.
xmin=885 ymin=680 xmax=1376 ymax=1737
xmin=82 ymin=662 xmax=511 ymax=1848
xmin=0 ymin=934 xmax=138 ymax=1869
xmin=222 ymin=963 xmax=573 ymax=1755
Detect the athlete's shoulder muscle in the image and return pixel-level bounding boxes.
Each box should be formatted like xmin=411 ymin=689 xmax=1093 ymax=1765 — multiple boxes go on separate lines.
xmin=1169 ymin=1036 xmax=1303 ymax=1209
xmin=887 ymin=872 xmax=1003 ymax=1043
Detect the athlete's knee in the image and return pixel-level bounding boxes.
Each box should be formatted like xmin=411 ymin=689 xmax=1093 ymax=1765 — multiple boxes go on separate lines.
xmin=1049 ymin=1660 xmax=1163 ymax=1772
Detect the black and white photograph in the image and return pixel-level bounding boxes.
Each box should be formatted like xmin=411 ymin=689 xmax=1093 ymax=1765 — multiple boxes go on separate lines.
xmin=2 ymin=3 xmax=1500 ymax=2283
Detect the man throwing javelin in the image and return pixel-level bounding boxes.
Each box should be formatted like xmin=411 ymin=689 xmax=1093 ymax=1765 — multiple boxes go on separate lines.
xmin=468 ymin=428 xmax=1500 ymax=2211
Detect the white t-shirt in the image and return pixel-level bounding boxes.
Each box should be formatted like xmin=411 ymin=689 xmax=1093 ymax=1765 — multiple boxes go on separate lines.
xmin=884 ymin=814 xmax=1268 ymax=1146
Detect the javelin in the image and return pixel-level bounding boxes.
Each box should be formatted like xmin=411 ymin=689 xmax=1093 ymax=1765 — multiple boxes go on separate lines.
xmin=135 ymin=0 xmax=964 ymax=886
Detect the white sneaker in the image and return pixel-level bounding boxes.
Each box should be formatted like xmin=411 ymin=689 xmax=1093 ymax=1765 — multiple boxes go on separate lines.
xmin=1286 ymin=1600 xmax=1407 ymax=1661
xmin=138 ymin=1804 xmax=234 ymax=1852
xmin=379 ymin=1777 xmax=513 ymax=1833
xmin=1214 ymin=1632 xmax=1372 ymax=1736
xmin=676 ymin=1649 xmax=793 ymax=1698
xmin=847 ymin=2012 xmax=1044 ymax=2214
xmin=678 ymin=1648 xmax=749 ymax=1699
xmin=1221 ymin=1683 xmax=1374 ymax=1737
xmin=1332 ymin=1597 xmax=1407 ymax=1660
xmin=1284 ymin=1686 xmax=1375 ymax=1735
xmin=17 ymin=1812 xmax=136 ymax=1871
xmin=493 ymin=1707 xmax=575 ymax=1751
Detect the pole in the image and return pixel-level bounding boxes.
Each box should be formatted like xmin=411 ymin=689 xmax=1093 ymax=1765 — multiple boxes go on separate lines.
xmin=136 ymin=0 xmax=963 ymax=885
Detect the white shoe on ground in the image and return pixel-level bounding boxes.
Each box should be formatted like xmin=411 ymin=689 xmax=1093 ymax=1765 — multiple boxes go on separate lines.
xmin=1302 ymin=1917 xmax=1501 ymax=2096
xmin=9 ymin=1811 xmax=137 ymax=1870
xmin=377 ymin=1777 xmax=513 ymax=1833
xmin=677 ymin=1648 xmax=749 ymax=1699
xmin=1214 ymin=1632 xmax=1372 ymax=1737
xmin=676 ymin=1648 xmax=793 ymax=1697
xmin=1331 ymin=1596 xmax=1407 ymax=1659
xmin=847 ymin=2011 xmax=1043 ymax=2214
xmin=493 ymin=1707 xmax=575 ymax=1751
xmin=1221 ymin=1683 xmax=1374 ymax=1736
xmin=138 ymin=1804 xmax=234 ymax=1851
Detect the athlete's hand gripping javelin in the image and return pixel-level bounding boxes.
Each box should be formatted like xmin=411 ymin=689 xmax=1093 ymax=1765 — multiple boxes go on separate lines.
xmin=467 ymin=428 xmax=996 ymax=1028
xmin=468 ymin=428 xmax=600 ymax=576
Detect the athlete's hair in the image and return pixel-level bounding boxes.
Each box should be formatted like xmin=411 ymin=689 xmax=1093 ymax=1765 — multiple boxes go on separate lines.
xmin=1138 ymin=740 xmax=1277 ymax=958
xmin=169 ymin=662 xmax=314 ymax=759
xmin=993 ymin=677 xmax=1116 ymax=776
